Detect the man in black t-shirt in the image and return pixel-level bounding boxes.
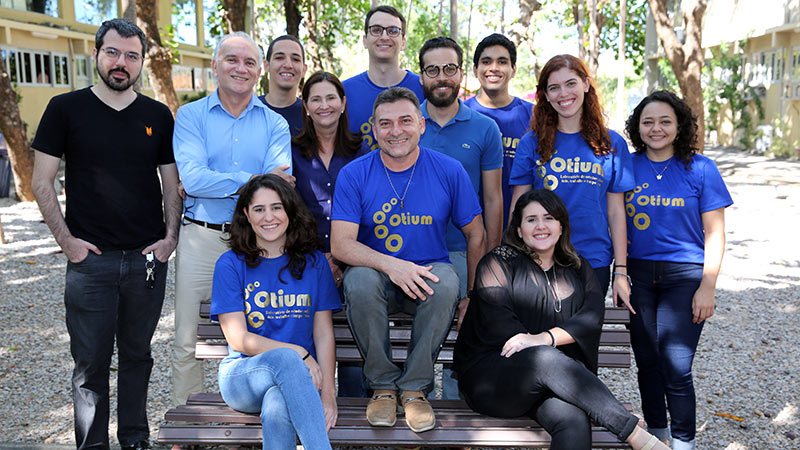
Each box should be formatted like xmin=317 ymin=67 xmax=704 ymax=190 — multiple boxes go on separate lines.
xmin=31 ymin=19 xmax=180 ymax=450
xmin=257 ymin=34 xmax=307 ymax=136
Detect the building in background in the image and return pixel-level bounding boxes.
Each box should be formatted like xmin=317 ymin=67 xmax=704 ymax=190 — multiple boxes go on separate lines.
xmin=644 ymin=0 xmax=800 ymax=149
xmin=0 ymin=0 xmax=218 ymax=138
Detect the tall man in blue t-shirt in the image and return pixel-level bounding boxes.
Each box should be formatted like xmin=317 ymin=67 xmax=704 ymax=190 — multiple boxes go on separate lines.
xmin=463 ymin=33 xmax=533 ymax=231
xmin=171 ymin=32 xmax=293 ymax=410
xmin=342 ymin=5 xmax=425 ymax=150
xmin=331 ymin=87 xmax=485 ymax=433
xmin=417 ymin=36 xmax=503 ymax=400
xmin=257 ymin=35 xmax=307 ymax=137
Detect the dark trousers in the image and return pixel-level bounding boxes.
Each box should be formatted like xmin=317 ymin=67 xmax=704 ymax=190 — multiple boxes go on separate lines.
xmin=459 ymin=346 xmax=638 ymax=450
xmin=65 ymin=249 xmax=167 ymax=450
xmin=593 ymin=265 xmax=611 ymax=297
xmin=628 ymin=258 xmax=704 ymax=442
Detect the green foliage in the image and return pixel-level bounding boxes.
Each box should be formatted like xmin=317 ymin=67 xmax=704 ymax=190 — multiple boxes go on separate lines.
xmin=703 ymin=41 xmax=764 ymax=149
xmin=599 ymin=0 xmax=647 ymax=75
xmin=655 ymin=58 xmax=680 ymax=92
xmin=181 ymin=90 xmax=210 ymax=105
xmin=766 ymin=117 xmax=800 ymax=158
xmin=163 ymin=25 xmax=181 ymax=64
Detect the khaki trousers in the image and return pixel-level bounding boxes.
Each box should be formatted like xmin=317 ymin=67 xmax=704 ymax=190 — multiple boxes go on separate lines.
xmin=170 ymin=222 xmax=229 ymax=406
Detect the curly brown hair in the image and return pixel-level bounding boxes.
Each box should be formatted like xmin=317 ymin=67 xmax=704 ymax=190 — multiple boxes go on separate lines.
xmin=531 ymin=54 xmax=611 ymax=163
xmin=625 ymin=90 xmax=699 ymax=168
xmin=227 ymin=174 xmax=320 ymax=282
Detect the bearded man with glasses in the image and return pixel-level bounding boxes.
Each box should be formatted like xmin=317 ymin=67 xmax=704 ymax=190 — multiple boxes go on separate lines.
xmin=416 ymin=36 xmax=504 ymax=401
xmin=31 ymin=18 xmax=180 ymax=450
xmin=342 ymin=5 xmax=425 ymax=152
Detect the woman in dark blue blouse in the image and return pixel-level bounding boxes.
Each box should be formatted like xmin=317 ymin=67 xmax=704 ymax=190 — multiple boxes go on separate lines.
xmin=291 ymin=71 xmax=369 ymax=285
xmin=292 ymin=71 xmax=369 ymax=398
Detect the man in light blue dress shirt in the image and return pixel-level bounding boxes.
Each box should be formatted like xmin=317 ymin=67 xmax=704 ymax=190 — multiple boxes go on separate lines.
xmin=170 ymin=31 xmax=293 ymax=409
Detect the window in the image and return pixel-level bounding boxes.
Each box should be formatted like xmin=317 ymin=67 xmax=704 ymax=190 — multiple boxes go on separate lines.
xmin=791 ymin=47 xmax=800 ymax=81
xmin=172 ymin=65 xmax=194 ymax=90
xmin=74 ymin=0 xmax=118 ymax=26
xmin=769 ymin=50 xmax=784 ymax=81
xmin=1 ymin=47 xmax=70 ymax=87
xmin=173 ymin=0 xmax=198 ymax=46
xmin=0 ymin=0 xmax=59 ymax=17
xmin=75 ymin=55 xmax=93 ymax=88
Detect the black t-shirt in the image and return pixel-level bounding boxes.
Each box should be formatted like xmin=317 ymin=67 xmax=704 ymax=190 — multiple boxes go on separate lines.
xmin=32 ymin=87 xmax=175 ymax=251
xmin=258 ymin=95 xmax=303 ymax=137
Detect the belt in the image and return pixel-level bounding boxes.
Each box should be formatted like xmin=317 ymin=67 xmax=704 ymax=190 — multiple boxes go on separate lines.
xmin=184 ymin=216 xmax=231 ymax=233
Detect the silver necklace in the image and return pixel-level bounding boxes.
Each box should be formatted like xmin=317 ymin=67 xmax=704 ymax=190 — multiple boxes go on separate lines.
xmin=543 ymin=267 xmax=562 ymax=313
xmin=382 ymin=159 xmax=417 ymax=209
xmin=647 ymin=156 xmax=672 ymax=180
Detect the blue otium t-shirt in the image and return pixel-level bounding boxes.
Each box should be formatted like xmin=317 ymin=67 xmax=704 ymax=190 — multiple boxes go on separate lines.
xmin=210 ymin=250 xmax=342 ymax=360
xmin=420 ymin=99 xmax=503 ymax=251
xmin=463 ymin=96 xmax=533 ymax=230
xmin=509 ymin=129 xmax=635 ymax=268
xmin=626 ymin=153 xmax=733 ymax=264
xmin=342 ymin=71 xmax=425 ymax=152
xmin=332 ymin=147 xmax=482 ymax=265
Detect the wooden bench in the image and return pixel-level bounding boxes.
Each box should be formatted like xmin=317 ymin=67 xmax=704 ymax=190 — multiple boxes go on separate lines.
xmin=157 ymin=303 xmax=633 ymax=448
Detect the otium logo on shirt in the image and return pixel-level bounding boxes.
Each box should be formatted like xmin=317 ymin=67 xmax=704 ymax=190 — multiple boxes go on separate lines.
xmin=535 ymin=149 xmax=606 ymax=190
xmin=372 ymin=197 xmax=433 ymax=252
xmin=625 ymin=182 xmax=686 ymax=231
xmin=242 ymin=281 xmax=312 ymax=328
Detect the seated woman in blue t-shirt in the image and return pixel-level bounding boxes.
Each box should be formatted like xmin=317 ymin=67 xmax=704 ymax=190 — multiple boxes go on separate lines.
xmin=210 ymin=174 xmax=341 ymax=450
xmin=624 ymin=91 xmax=732 ymax=449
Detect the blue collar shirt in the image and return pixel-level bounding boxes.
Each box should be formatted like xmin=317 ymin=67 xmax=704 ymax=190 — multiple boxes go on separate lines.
xmin=173 ymin=90 xmax=292 ymax=224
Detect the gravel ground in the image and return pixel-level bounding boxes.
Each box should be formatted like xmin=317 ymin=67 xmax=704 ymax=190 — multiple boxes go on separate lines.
xmin=1 ymin=147 xmax=798 ymax=449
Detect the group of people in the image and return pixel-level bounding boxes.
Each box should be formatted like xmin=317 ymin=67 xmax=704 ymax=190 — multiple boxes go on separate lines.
xmin=30 ymin=4 xmax=731 ymax=450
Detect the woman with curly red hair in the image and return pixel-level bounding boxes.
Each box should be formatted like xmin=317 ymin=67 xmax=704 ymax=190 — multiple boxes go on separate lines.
xmin=509 ymin=55 xmax=634 ymax=310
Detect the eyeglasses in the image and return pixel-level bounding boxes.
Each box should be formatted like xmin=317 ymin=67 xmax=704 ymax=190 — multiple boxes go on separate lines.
xmin=100 ymin=47 xmax=142 ymax=63
xmin=367 ymin=25 xmax=402 ymax=38
xmin=423 ymin=63 xmax=460 ymax=78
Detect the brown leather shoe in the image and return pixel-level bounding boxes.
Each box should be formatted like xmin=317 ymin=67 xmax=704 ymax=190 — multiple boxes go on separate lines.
xmin=366 ymin=389 xmax=397 ymax=426
xmin=401 ymin=390 xmax=436 ymax=433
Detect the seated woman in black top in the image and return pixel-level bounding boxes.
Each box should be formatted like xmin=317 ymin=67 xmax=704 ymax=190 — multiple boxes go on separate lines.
xmin=454 ymin=189 xmax=669 ymax=450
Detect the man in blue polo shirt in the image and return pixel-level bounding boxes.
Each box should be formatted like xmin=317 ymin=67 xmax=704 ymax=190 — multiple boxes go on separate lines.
xmin=331 ymin=87 xmax=485 ymax=433
xmin=343 ymin=5 xmax=425 ymax=151
xmin=417 ymin=36 xmax=502 ymax=400
xmin=464 ymin=33 xmax=533 ymax=230
xmin=258 ymin=35 xmax=307 ymax=137
xmin=171 ymin=32 xmax=293 ymax=409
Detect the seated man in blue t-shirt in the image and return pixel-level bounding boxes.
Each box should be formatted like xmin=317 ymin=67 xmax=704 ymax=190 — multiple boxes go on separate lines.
xmin=331 ymin=87 xmax=486 ymax=433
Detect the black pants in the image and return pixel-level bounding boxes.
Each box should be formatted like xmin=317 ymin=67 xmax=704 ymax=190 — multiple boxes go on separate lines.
xmin=459 ymin=346 xmax=638 ymax=450
xmin=65 ymin=249 xmax=167 ymax=450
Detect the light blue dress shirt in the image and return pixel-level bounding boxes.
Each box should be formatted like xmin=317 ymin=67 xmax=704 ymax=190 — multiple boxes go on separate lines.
xmin=173 ymin=90 xmax=292 ymax=224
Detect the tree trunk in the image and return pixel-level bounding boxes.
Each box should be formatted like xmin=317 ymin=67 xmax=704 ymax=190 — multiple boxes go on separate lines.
xmin=136 ymin=0 xmax=180 ymax=116
xmin=0 ymin=56 xmax=34 ymax=202
xmin=500 ymin=0 xmax=505 ymax=34
xmin=121 ymin=0 xmax=142 ymax=92
xmin=222 ymin=0 xmax=248 ymax=32
xmin=437 ymin=0 xmax=444 ymax=35
xmin=450 ymin=0 xmax=458 ymax=41
xmin=285 ymin=0 xmax=302 ymax=37
xmin=508 ymin=0 xmax=541 ymax=51
xmin=574 ymin=0 xmax=586 ymax=60
xmin=648 ymin=0 xmax=707 ymax=149
xmin=585 ymin=0 xmax=607 ymax=77
xmin=615 ymin=0 xmax=627 ymax=124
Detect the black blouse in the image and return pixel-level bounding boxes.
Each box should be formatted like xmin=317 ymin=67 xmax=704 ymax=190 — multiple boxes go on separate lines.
xmin=453 ymin=245 xmax=605 ymax=375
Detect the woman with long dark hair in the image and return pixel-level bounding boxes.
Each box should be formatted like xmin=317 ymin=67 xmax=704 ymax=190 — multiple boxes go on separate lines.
xmin=454 ymin=189 xmax=669 ymax=450
xmin=291 ymin=70 xmax=370 ymax=398
xmin=292 ymin=71 xmax=369 ymax=285
xmin=624 ymin=91 xmax=732 ymax=449
xmin=210 ymin=174 xmax=340 ymax=449
xmin=509 ymin=55 xmax=634 ymax=309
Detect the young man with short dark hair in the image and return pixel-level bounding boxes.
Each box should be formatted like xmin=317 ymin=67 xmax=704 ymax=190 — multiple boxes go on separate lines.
xmin=258 ymin=35 xmax=307 ymax=136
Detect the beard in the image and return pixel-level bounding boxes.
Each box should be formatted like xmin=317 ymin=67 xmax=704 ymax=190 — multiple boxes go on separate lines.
xmin=99 ymin=67 xmax=141 ymax=92
xmin=423 ymin=81 xmax=459 ymax=108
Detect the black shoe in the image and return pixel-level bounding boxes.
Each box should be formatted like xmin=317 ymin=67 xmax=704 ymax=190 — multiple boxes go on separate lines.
xmin=121 ymin=441 xmax=151 ymax=450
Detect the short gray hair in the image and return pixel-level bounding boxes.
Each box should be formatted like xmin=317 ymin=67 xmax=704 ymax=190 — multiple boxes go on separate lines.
xmin=372 ymin=87 xmax=421 ymax=119
xmin=213 ymin=32 xmax=264 ymax=66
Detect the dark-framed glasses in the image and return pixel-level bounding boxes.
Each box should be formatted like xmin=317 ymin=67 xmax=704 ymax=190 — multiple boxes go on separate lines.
xmin=100 ymin=47 xmax=142 ymax=63
xmin=423 ymin=63 xmax=460 ymax=78
xmin=367 ymin=25 xmax=402 ymax=37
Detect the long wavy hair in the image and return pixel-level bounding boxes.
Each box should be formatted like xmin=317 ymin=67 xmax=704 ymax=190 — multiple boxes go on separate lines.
xmin=531 ymin=55 xmax=611 ymax=163
xmin=505 ymin=189 xmax=581 ymax=269
xmin=292 ymin=71 xmax=362 ymax=161
xmin=625 ymin=90 xmax=699 ymax=168
xmin=227 ymin=174 xmax=319 ymax=281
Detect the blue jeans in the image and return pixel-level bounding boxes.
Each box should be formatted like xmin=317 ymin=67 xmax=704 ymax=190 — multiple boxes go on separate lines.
xmin=65 ymin=249 xmax=167 ymax=450
xmin=218 ymin=348 xmax=331 ymax=450
xmin=628 ymin=259 xmax=704 ymax=443
xmin=343 ymin=263 xmax=459 ymax=392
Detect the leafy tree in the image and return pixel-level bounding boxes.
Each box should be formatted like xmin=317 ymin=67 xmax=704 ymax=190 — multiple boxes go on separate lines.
xmin=137 ymin=0 xmax=180 ymax=115
xmin=599 ymin=0 xmax=647 ymax=75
